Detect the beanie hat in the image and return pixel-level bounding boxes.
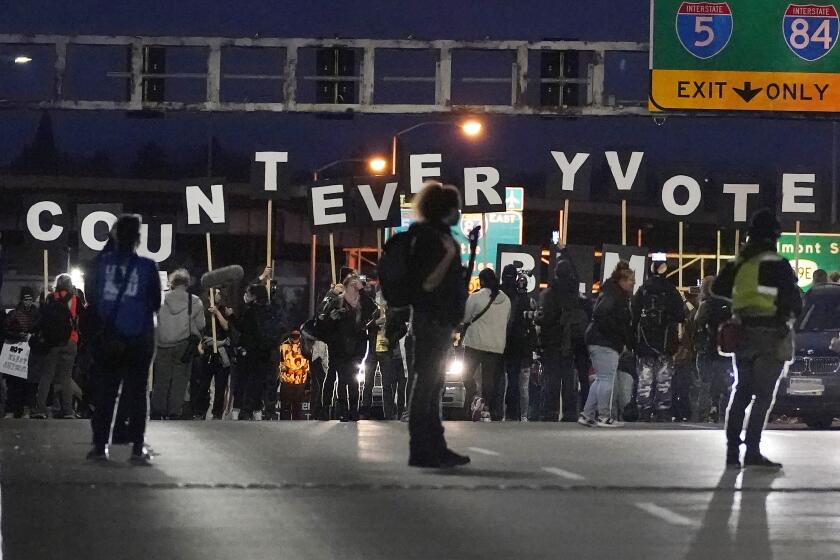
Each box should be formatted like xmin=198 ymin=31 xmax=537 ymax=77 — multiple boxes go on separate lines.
xmin=748 ymin=208 xmax=782 ymax=240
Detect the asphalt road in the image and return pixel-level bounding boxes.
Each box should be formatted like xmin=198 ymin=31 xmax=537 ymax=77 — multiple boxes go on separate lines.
xmin=2 ymin=419 xmax=840 ymax=560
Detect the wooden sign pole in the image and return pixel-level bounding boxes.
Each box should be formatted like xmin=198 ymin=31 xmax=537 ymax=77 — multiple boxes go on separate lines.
xmin=621 ymin=199 xmax=628 ymax=245
xmin=562 ymin=199 xmax=570 ymax=244
xmin=205 ymin=232 xmax=218 ymax=354
xmin=734 ymin=229 xmax=741 ymax=257
xmin=794 ymin=220 xmax=802 ymax=284
xmin=678 ymin=221 xmax=684 ymax=290
xmin=43 ymin=249 xmax=49 ymax=301
xmin=329 ymin=233 xmax=337 ymax=285
xmin=266 ymin=199 xmax=273 ymax=290
xmin=715 ymin=229 xmax=721 ymax=274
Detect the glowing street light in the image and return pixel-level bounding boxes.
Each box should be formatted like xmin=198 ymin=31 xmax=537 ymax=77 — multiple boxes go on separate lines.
xmin=14 ymin=56 xmax=32 ymax=65
xmin=460 ymin=119 xmax=483 ymax=137
xmin=368 ymin=156 xmax=388 ymax=174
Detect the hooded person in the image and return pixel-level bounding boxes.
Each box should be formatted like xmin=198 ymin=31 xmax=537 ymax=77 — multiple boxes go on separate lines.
xmin=713 ymin=208 xmax=801 ymax=469
xmin=461 ymin=267 xmax=511 ymax=422
xmin=692 ymin=275 xmax=733 ymax=423
xmin=535 ymin=259 xmax=590 ymax=421
xmin=3 ymin=287 xmax=40 ymax=418
xmin=631 ymin=253 xmax=686 ymax=422
xmin=152 ymin=269 xmax=205 ymax=419
xmin=500 ymin=264 xmax=535 ymax=421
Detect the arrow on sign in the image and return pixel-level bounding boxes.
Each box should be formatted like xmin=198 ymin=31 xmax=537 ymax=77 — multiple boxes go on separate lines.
xmin=733 ymin=82 xmax=763 ymax=103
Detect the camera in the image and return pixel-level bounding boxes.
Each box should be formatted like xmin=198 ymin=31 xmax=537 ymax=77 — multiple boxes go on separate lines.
xmin=511 ymin=260 xmax=533 ymax=295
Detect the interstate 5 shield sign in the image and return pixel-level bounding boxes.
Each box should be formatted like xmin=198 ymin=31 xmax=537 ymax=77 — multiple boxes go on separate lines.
xmin=783 ymin=4 xmax=839 ymax=61
xmin=675 ymin=2 xmax=733 ymax=59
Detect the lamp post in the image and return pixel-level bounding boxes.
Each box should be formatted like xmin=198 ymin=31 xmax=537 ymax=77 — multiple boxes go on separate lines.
xmin=308 ymin=156 xmax=388 ymax=316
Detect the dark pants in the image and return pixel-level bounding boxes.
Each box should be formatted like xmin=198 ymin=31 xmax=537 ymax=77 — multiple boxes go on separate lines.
xmin=408 ymin=312 xmax=452 ymax=460
xmin=91 ymin=335 xmax=155 ymax=452
xmin=5 ymin=376 xmax=35 ymax=417
xmin=540 ymin=347 xmax=578 ymax=421
xmin=397 ymin=335 xmax=414 ymax=416
xmin=334 ymin=358 xmax=360 ymax=420
xmin=240 ymin=351 xmax=273 ymax=416
xmin=504 ymin=353 xmax=526 ymax=420
xmin=192 ymin=354 xmax=230 ymax=419
xmin=309 ymin=357 xmax=328 ymax=420
xmin=362 ymin=350 xmax=401 ymax=418
xmin=725 ymin=326 xmax=790 ymax=455
xmin=279 ymin=383 xmax=306 ymax=420
xmin=695 ymin=352 xmax=733 ymax=422
xmin=463 ymin=347 xmax=505 ymax=420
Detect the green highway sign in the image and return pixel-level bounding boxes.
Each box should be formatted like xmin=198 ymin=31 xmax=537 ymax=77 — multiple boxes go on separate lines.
xmin=778 ymin=232 xmax=840 ymax=288
xmin=651 ymin=1 xmax=840 ymax=112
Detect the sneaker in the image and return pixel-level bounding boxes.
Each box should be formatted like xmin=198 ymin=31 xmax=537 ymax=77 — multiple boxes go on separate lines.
xmin=252 ymin=411 xmax=263 ymax=422
xmin=129 ymin=447 xmax=154 ymax=467
xmin=86 ymin=447 xmax=108 ymax=462
xmin=577 ymin=414 xmax=596 ymax=427
xmin=63 ymin=413 xmax=78 ymax=419
xmin=480 ymin=410 xmax=491 ymax=422
xmin=726 ymin=453 xmax=742 ymax=469
xmin=520 ymin=416 xmax=529 ymax=423
xmin=400 ymin=411 xmax=410 ymax=423
xmin=744 ymin=454 xmax=783 ymax=469
xmin=595 ymin=418 xmax=624 ymax=428
xmin=30 ymin=412 xmax=47 ymax=419
xmin=230 ymin=409 xmax=240 ymax=421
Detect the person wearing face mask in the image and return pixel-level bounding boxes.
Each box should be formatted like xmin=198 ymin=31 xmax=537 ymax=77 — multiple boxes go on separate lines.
xmin=277 ymin=329 xmax=309 ymax=420
xmin=405 ymin=181 xmax=471 ymax=468
xmin=3 ymin=287 xmax=40 ymax=418
xmin=317 ymin=274 xmax=376 ymax=422
xmin=579 ymin=261 xmax=636 ymax=428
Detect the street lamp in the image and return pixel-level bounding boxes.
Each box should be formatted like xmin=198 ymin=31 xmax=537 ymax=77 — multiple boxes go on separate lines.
xmin=390 ymin=118 xmax=484 ymax=174
xmin=368 ymin=156 xmax=388 ymax=174
xmin=14 ymin=56 xmax=32 ymax=65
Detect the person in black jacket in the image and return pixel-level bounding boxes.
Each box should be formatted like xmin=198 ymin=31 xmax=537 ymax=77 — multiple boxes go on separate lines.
xmin=500 ymin=264 xmax=534 ymax=421
xmin=406 ymin=181 xmax=470 ymax=468
xmin=693 ymin=276 xmax=733 ymax=423
xmin=713 ymin=209 xmax=801 ymax=469
xmin=535 ymin=260 xmax=589 ymax=422
xmin=632 ymin=255 xmax=686 ymax=422
xmin=317 ymin=274 xmax=376 ymax=422
xmin=580 ymin=261 xmax=635 ymax=427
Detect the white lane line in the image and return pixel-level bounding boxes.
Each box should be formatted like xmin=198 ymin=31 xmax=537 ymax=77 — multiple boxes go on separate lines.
xmin=541 ymin=467 xmax=586 ymax=481
xmin=635 ymin=502 xmax=699 ymax=527
xmin=1 ymin=483 xmax=4 ymax=560
xmin=764 ymin=431 xmax=797 ymax=437
xmin=467 ymin=447 xmax=501 ymax=456
xmin=678 ymin=423 xmax=719 ymax=430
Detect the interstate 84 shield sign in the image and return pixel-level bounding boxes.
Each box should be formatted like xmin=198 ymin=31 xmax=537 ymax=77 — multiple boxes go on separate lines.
xmin=783 ymin=4 xmax=839 ymax=61
xmin=676 ymin=2 xmax=733 ymax=59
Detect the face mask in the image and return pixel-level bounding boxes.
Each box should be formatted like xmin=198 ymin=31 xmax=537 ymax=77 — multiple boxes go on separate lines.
xmin=444 ymin=208 xmax=461 ymax=226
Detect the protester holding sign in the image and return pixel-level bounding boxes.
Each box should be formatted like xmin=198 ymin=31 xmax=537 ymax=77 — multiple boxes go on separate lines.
xmin=2 ymin=288 xmax=39 ymax=418
xmin=87 ymin=214 xmax=161 ymax=464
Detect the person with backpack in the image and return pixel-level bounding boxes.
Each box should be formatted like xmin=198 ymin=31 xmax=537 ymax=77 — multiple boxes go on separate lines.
xmin=580 ymin=261 xmax=636 ymax=428
xmin=693 ymin=275 xmax=733 ymax=423
xmin=632 ymin=254 xmax=686 ymax=422
xmin=192 ymin=288 xmax=236 ymax=420
xmin=152 ymin=269 xmax=205 ymax=420
xmin=86 ymin=214 xmax=161 ymax=463
xmin=536 ymin=259 xmax=589 ymax=422
xmin=316 ymin=274 xmax=375 ymax=422
xmin=381 ymin=181 xmax=471 ymax=468
xmin=713 ymin=209 xmax=801 ymax=469
xmin=461 ymin=268 xmax=511 ymax=422
xmin=31 ymin=274 xmax=82 ymax=419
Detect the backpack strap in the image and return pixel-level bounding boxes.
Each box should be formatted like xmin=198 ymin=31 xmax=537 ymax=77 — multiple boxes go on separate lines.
xmin=463 ymin=291 xmax=499 ymax=330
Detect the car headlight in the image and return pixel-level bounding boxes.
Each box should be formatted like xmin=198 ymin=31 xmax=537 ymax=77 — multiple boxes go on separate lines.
xmin=447 ymin=360 xmax=464 ymax=379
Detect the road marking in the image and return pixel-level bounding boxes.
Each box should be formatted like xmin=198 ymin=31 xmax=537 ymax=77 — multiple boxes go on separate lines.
xmin=467 ymin=447 xmax=500 ymax=456
xmin=0 ymin=483 xmax=4 ymax=560
xmin=635 ymin=502 xmax=699 ymax=527
xmin=765 ymin=431 xmax=797 ymax=437
xmin=678 ymin=423 xmax=718 ymax=430
xmin=541 ymin=467 xmax=586 ymax=481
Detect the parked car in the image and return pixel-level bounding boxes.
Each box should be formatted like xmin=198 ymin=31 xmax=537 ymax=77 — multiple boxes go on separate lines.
xmin=774 ymin=284 xmax=840 ymax=428
xmin=442 ymin=348 xmax=467 ymax=420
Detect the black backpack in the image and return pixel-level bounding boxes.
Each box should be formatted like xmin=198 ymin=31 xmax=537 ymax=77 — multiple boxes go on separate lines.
xmin=379 ymin=231 xmax=420 ymax=307
xmin=37 ymin=295 xmax=74 ymax=349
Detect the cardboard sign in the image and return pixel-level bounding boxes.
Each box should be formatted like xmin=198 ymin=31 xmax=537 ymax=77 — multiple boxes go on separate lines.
xmin=546 ymin=151 xmax=592 ymax=201
xmin=0 ymin=341 xmax=30 ymax=379
xmin=25 ymin=197 xmax=69 ymax=248
xmin=251 ymin=151 xmax=291 ymax=200
xmin=76 ymin=203 xmax=123 ymax=262
xmin=496 ymin=244 xmax=543 ymax=294
xmin=600 ymin=244 xmax=648 ymax=295
xmin=550 ymin=244 xmax=596 ymax=296
xmin=182 ymin=179 xmax=229 ymax=233
xmin=777 ymin=171 xmax=826 ymax=225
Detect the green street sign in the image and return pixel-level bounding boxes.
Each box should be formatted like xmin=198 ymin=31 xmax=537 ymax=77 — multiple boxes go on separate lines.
xmin=777 ymin=232 xmax=840 ymax=288
xmin=650 ymin=1 xmax=840 ymax=112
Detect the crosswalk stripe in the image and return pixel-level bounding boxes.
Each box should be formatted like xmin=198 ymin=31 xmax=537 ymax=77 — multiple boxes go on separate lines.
xmin=635 ymin=502 xmax=699 ymax=527
xmin=541 ymin=467 xmax=586 ymax=481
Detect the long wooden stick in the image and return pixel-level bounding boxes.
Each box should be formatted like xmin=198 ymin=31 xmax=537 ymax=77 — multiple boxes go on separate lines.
xmin=43 ymin=250 xmax=49 ymax=300
xmin=734 ymin=229 xmax=741 ymax=257
xmin=562 ymin=199 xmax=570 ymax=244
xmin=266 ymin=199 xmax=273 ymax=289
xmin=329 ymin=233 xmax=337 ymax=285
xmin=678 ymin=221 xmax=684 ymax=290
xmin=715 ymin=229 xmax=721 ymax=274
xmin=621 ymin=199 xmax=627 ymax=245
xmin=794 ymin=220 xmax=802 ymax=285
xmin=205 ymin=232 xmax=218 ymax=354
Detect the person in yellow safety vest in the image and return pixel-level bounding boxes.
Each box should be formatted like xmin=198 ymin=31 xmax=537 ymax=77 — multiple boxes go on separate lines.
xmin=277 ymin=330 xmax=309 ymax=420
xmin=713 ymin=209 xmax=802 ymax=470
